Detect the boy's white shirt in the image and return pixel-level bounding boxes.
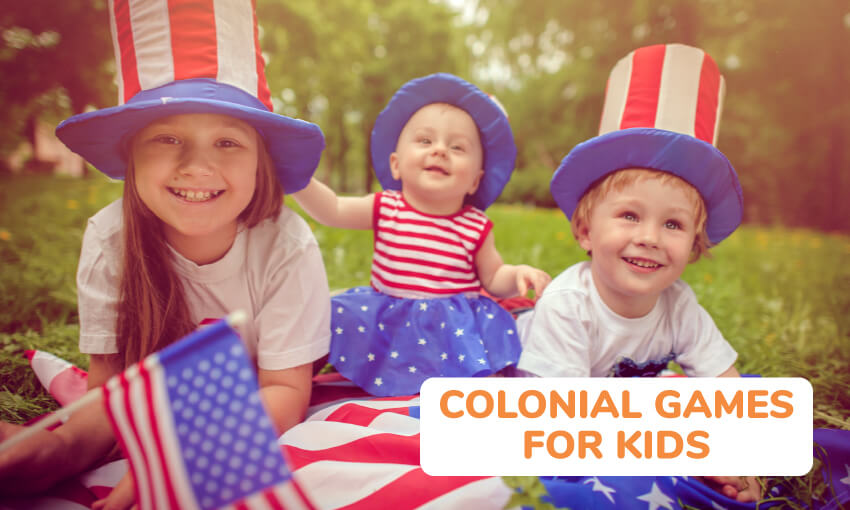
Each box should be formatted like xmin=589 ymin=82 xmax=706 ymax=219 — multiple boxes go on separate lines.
xmin=516 ymin=261 xmax=737 ymax=377
xmin=76 ymin=199 xmax=331 ymax=371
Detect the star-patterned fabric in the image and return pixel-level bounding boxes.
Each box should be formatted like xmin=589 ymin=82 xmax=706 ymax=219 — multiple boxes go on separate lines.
xmin=328 ymin=286 xmax=521 ymax=396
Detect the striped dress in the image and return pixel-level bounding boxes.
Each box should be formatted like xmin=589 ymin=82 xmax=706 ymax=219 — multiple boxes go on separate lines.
xmin=329 ymin=190 xmax=521 ymax=397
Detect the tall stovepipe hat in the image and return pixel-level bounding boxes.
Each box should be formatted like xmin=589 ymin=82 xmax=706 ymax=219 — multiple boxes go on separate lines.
xmin=56 ymin=0 xmax=324 ymax=193
xmin=551 ymin=43 xmax=743 ymax=243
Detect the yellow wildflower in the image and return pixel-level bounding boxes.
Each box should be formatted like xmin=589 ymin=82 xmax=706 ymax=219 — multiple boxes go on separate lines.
xmin=0 ymin=229 xmax=10 ymax=241
xmin=67 ymin=199 xmax=79 ymax=210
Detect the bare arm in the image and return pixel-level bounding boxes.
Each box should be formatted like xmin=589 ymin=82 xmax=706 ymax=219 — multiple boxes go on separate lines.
xmin=292 ymin=178 xmax=375 ymax=230
xmin=0 ymin=354 xmax=122 ymax=495
xmin=475 ymin=231 xmax=551 ymax=298
xmin=717 ymin=365 xmax=740 ymax=377
xmin=257 ymin=363 xmax=314 ymax=435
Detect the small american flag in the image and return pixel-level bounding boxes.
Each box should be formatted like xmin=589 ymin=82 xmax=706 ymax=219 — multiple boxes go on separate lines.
xmin=101 ymin=319 xmax=314 ymax=510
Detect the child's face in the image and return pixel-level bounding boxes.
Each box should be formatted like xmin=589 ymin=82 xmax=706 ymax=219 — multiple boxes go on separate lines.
xmin=389 ymin=103 xmax=484 ymax=214
xmin=576 ymin=176 xmax=698 ymax=317
xmin=131 ymin=113 xmax=259 ymax=252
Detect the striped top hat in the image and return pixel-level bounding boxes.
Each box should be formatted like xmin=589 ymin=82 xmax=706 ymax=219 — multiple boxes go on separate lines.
xmin=371 ymin=73 xmax=516 ymax=211
xmin=551 ymin=43 xmax=743 ymax=244
xmin=56 ymin=0 xmax=324 ymax=193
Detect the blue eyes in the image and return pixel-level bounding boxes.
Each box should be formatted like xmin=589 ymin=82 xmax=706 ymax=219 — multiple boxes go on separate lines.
xmin=620 ymin=212 xmax=684 ymax=230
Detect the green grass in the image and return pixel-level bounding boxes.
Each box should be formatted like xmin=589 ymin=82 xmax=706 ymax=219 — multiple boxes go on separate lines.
xmin=2 ymin=173 xmax=849 ymax=507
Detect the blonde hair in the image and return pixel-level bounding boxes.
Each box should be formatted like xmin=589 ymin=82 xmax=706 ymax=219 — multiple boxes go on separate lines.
xmin=571 ymin=168 xmax=712 ymax=262
xmin=116 ymin=135 xmax=282 ymax=367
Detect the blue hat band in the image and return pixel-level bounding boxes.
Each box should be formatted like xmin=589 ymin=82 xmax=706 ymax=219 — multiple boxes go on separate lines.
xmin=128 ymin=78 xmax=269 ymax=112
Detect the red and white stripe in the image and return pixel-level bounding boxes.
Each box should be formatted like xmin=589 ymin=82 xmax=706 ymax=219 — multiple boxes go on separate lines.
xmin=282 ymin=395 xmax=512 ymax=509
xmin=599 ymin=43 xmax=725 ymax=145
xmin=102 ymin=358 xmax=195 ymax=509
xmin=25 ymin=349 xmax=88 ymax=406
xmin=370 ymin=191 xmax=492 ymax=298
xmin=108 ymin=0 xmax=271 ymax=109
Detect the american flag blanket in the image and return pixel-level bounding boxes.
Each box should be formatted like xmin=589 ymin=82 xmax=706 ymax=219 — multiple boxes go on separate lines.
xmin=2 ymin=349 xmax=849 ymax=510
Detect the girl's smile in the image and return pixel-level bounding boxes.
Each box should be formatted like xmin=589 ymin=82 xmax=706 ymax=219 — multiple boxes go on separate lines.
xmin=167 ymin=187 xmax=226 ymax=202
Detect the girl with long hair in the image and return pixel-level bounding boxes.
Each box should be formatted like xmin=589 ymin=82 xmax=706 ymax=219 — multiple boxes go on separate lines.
xmin=0 ymin=0 xmax=330 ymax=502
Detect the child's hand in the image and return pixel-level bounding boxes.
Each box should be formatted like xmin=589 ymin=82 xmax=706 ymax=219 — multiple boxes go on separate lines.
xmin=515 ymin=265 xmax=552 ymax=298
xmin=92 ymin=471 xmax=136 ymax=510
xmin=700 ymin=475 xmax=762 ymax=502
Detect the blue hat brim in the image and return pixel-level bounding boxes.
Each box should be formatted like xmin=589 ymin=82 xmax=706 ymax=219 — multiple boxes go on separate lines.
xmin=56 ymin=79 xmax=324 ymax=193
xmin=370 ymin=73 xmax=516 ymax=210
xmin=550 ymin=128 xmax=743 ymax=244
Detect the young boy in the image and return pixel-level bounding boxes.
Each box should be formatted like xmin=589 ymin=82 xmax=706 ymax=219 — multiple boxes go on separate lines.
xmin=516 ymin=44 xmax=759 ymax=502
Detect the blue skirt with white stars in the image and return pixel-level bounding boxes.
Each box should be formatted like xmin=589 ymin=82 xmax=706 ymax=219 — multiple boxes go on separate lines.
xmin=328 ymin=287 xmax=521 ymax=397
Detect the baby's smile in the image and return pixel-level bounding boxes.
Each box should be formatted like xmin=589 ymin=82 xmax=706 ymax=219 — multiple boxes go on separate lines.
xmin=423 ymin=165 xmax=449 ymax=176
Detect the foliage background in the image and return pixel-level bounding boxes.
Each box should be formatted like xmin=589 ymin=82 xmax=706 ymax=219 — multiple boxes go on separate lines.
xmin=2 ymin=0 xmax=849 ymax=232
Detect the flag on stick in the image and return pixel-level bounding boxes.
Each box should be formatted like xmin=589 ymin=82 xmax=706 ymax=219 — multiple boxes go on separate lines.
xmin=102 ymin=316 xmax=314 ymax=510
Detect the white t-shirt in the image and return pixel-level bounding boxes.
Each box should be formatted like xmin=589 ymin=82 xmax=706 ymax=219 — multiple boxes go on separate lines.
xmin=76 ymin=199 xmax=331 ymax=371
xmin=516 ymin=261 xmax=737 ymax=377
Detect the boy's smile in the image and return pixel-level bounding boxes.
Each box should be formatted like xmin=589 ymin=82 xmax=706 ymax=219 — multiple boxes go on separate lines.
xmin=576 ymin=176 xmax=699 ymax=318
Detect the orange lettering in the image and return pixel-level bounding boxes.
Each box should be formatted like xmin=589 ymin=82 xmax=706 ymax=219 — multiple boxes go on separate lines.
xmin=684 ymin=390 xmax=712 ymax=418
xmin=440 ymin=390 xmax=464 ymax=418
xmin=656 ymin=390 xmax=680 ymax=418
xmin=546 ymin=431 xmax=575 ymax=459
xmin=686 ymin=430 xmax=710 ymax=459
xmin=524 ymin=430 xmax=544 ymax=459
xmin=497 ymin=390 xmax=517 ymax=418
xmin=715 ymin=390 xmax=743 ymax=418
xmin=519 ymin=390 xmax=546 ymax=418
xmin=770 ymin=390 xmax=794 ymax=418
xmin=658 ymin=431 xmax=683 ymax=459
xmin=466 ymin=390 xmax=493 ymax=418
xmin=618 ymin=430 xmax=642 ymax=458
xmin=591 ymin=390 xmax=619 ymax=418
xmin=748 ymin=390 xmax=769 ymax=418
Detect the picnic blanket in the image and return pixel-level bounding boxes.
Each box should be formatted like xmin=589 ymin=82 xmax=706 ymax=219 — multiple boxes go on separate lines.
xmin=2 ymin=350 xmax=848 ymax=510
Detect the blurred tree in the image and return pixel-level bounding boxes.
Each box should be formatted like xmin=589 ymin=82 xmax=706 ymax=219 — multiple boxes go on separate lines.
xmin=0 ymin=1 xmax=113 ymax=159
xmin=472 ymin=0 xmax=850 ymax=232
xmin=258 ymin=0 xmax=469 ymax=193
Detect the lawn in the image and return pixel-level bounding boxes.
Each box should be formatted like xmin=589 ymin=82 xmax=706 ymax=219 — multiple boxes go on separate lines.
xmin=1 ymin=173 xmax=849 ymax=507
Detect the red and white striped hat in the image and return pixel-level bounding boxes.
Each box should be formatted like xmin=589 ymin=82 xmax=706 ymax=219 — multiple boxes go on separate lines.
xmin=56 ymin=0 xmax=324 ymax=193
xmin=551 ymin=43 xmax=743 ymax=244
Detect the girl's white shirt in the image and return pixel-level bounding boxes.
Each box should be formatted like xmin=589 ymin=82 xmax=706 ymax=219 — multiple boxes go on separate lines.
xmin=76 ymin=199 xmax=331 ymax=371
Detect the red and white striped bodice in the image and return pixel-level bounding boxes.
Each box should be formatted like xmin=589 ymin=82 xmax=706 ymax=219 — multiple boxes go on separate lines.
xmin=370 ymin=190 xmax=492 ymax=299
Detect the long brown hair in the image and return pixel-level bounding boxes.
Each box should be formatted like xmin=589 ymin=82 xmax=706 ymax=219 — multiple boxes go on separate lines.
xmin=116 ymin=135 xmax=282 ymax=367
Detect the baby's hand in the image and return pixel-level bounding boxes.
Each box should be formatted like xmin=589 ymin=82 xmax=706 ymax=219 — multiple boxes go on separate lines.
xmin=515 ymin=265 xmax=551 ymax=298
xmin=700 ymin=475 xmax=762 ymax=502
xmin=92 ymin=471 xmax=136 ymax=510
